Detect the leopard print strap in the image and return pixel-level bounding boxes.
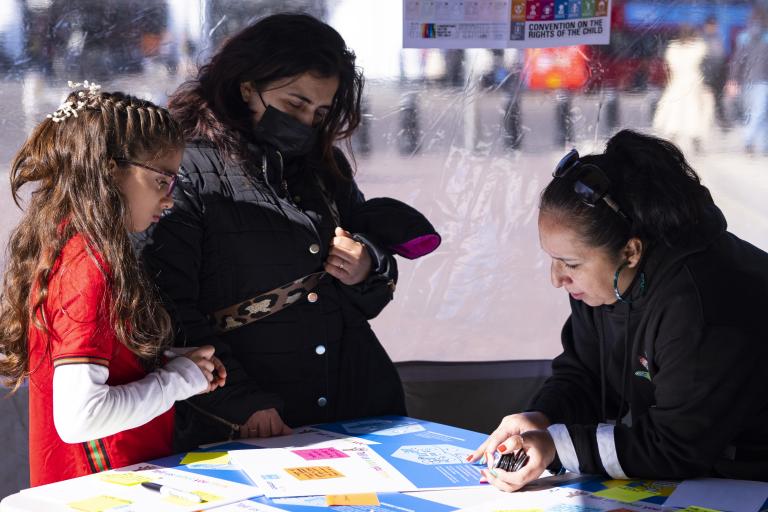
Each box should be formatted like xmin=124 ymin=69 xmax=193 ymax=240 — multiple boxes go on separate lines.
xmin=211 ymin=271 xmax=326 ymax=332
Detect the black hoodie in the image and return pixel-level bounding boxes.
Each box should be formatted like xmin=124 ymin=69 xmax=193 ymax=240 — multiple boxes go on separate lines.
xmin=530 ymin=207 xmax=768 ymax=480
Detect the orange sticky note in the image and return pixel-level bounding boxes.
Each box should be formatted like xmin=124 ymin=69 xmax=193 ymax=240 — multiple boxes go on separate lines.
xmin=285 ymin=466 xmax=344 ymax=480
xmin=326 ymin=493 xmax=380 ymax=506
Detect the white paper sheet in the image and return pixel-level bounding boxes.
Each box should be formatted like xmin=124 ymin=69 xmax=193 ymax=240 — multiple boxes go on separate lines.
xmin=199 ymin=499 xmax=286 ymax=512
xmin=234 ymin=427 xmax=378 ymax=449
xmin=664 ymin=478 xmax=768 ymax=512
xmin=19 ymin=464 xmax=260 ymax=511
xmin=229 ymin=441 xmax=417 ymax=498
xmin=455 ymin=485 xmax=664 ymax=512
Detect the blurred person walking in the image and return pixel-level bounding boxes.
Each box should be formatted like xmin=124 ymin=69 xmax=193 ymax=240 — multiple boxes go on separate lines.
xmin=652 ymin=26 xmax=714 ymax=153
xmin=701 ymin=16 xmax=730 ymax=130
xmin=728 ymin=6 xmax=768 ymax=156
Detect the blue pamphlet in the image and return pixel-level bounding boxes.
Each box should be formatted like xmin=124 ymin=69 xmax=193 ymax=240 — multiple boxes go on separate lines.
xmin=312 ymin=416 xmax=487 ymax=489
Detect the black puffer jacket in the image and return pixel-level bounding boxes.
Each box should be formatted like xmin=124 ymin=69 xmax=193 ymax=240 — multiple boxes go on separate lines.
xmin=139 ymin=142 xmax=415 ymax=450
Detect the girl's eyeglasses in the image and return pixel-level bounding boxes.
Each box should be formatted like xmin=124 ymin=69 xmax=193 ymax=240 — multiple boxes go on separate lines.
xmin=553 ymin=149 xmax=631 ymax=223
xmin=117 ymin=159 xmax=179 ymax=197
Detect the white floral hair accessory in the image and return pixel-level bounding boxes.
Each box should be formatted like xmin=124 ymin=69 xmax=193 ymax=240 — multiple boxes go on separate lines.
xmin=46 ymin=80 xmax=102 ymax=123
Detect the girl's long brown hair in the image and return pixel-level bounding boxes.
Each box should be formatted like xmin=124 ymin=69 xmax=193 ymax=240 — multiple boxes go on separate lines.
xmin=0 ymin=90 xmax=184 ymax=392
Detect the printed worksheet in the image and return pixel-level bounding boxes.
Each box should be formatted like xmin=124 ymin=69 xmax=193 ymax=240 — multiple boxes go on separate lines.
xmin=229 ymin=441 xmax=417 ymax=498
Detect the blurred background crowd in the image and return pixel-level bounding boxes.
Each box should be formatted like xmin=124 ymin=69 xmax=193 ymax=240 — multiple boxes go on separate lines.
xmin=0 ymin=0 xmax=766 ymax=373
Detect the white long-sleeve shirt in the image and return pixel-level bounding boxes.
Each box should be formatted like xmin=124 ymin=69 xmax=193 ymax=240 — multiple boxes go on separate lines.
xmin=52 ymin=355 xmax=208 ymax=443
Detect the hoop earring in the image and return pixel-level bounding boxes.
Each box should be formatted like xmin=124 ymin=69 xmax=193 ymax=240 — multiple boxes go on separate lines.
xmin=613 ymin=261 xmax=646 ymax=304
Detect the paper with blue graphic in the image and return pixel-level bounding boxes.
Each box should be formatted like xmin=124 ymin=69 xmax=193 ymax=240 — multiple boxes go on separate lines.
xmin=311 ymin=416 xmax=487 ymax=490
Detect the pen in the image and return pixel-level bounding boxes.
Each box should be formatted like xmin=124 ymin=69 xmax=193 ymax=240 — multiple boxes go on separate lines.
xmin=140 ymin=481 xmax=203 ymax=503
xmin=494 ymin=449 xmax=529 ymax=472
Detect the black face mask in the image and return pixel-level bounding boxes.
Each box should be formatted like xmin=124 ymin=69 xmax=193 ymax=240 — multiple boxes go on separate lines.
xmin=252 ymin=105 xmax=318 ymax=160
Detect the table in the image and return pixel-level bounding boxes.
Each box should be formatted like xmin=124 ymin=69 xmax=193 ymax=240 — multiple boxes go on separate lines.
xmin=3 ymin=416 xmax=767 ymax=512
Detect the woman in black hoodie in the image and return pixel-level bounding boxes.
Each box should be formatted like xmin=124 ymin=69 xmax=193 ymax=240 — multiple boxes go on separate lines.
xmin=471 ymin=129 xmax=768 ymax=489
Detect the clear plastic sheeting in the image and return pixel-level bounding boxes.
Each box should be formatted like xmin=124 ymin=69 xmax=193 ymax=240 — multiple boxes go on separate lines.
xmin=1 ymin=0 xmax=766 ymax=364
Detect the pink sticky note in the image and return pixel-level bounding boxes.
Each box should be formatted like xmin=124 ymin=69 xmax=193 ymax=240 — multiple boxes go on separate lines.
xmin=291 ymin=448 xmax=350 ymax=461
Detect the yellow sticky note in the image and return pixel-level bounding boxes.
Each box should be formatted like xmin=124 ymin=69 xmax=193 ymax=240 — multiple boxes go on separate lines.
xmin=180 ymin=451 xmax=231 ymax=465
xmin=593 ymin=485 xmax=658 ymax=503
xmin=677 ymin=507 xmax=722 ymax=512
xmin=285 ymin=466 xmax=344 ymax=480
xmin=99 ymin=472 xmax=152 ymax=486
xmin=326 ymin=493 xmax=381 ymax=506
xmin=602 ymin=479 xmax=632 ymax=488
xmin=68 ymin=495 xmax=132 ymax=512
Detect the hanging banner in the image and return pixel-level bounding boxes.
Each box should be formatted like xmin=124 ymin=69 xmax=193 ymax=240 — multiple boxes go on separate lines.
xmin=403 ymin=0 xmax=612 ymax=49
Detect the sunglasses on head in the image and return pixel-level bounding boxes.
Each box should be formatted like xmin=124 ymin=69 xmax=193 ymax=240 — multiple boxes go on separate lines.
xmin=116 ymin=159 xmax=179 ymax=197
xmin=553 ymin=149 xmax=631 ymax=223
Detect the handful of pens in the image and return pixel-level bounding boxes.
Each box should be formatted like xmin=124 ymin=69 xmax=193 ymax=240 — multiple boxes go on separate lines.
xmin=494 ymin=448 xmax=529 ymax=472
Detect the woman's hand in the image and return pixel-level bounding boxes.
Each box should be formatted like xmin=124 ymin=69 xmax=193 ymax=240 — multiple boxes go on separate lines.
xmin=240 ymin=408 xmax=293 ymax=438
xmin=325 ymin=227 xmax=372 ymax=285
xmin=182 ymin=345 xmax=227 ymax=393
xmin=468 ymin=411 xmax=550 ymax=465
xmin=480 ymin=430 xmax=556 ymax=492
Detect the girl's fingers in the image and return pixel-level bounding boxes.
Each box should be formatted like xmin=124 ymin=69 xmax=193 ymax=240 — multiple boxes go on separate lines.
xmin=188 ymin=345 xmax=215 ymax=360
xmin=197 ymin=359 xmax=215 ymax=374
xmin=211 ymin=356 xmax=226 ymax=378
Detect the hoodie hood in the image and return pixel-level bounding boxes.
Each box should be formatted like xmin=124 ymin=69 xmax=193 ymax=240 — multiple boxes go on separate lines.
xmin=627 ymin=203 xmax=727 ymax=306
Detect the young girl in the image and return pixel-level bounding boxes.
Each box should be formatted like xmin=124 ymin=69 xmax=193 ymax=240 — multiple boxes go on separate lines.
xmin=0 ymin=85 xmax=226 ymax=486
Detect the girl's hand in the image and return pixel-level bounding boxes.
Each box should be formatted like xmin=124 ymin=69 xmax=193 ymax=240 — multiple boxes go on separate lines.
xmin=480 ymin=430 xmax=556 ymax=492
xmin=468 ymin=411 xmax=550 ymax=465
xmin=324 ymin=227 xmax=372 ymax=285
xmin=182 ymin=345 xmax=227 ymax=393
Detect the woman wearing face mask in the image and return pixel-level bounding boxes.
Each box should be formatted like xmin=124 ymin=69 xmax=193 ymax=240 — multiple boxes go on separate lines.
xmin=469 ymin=130 xmax=768 ymax=489
xmin=138 ymin=13 xmax=440 ymax=449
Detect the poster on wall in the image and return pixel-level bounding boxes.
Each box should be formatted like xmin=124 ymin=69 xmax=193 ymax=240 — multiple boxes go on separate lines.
xmin=403 ymin=0 xmax=612 ymax=49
